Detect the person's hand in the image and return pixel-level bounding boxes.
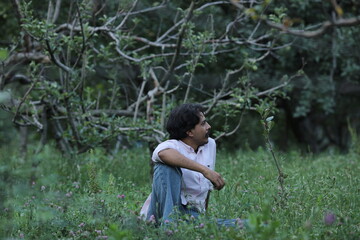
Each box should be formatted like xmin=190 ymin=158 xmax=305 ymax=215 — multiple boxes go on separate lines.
xmin=202 ymin=168 xmax=225 ymax=190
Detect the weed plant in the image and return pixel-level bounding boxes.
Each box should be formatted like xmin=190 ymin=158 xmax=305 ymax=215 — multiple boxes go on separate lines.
xmin=0 ymin=142 xmax=359 ymax=239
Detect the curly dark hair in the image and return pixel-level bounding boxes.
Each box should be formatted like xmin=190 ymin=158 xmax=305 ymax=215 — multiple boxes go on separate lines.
xmin=166 ymin=103 xmax=204 ymax=140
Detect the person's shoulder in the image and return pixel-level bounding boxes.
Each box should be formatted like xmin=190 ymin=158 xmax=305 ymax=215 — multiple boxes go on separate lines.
xmin=161 ymin=139 xmax=180 ymax=145
xmin=208 ymin=137 xmax=216 ymax=145
xmin=165 ymin=139 xmax=179 ymax=143
xmin=157 ymin=139 xmax=181 ymax=149
xmin=153 ymin=139 xmax=181 ymax=158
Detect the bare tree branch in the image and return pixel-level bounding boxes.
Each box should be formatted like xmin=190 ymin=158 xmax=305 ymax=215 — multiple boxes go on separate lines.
xmin=46 ymin=0 xmax=54 ymax=24
xmin=13 ymin=76 xmax=41 ymax=125
xmin=88 ymin=109 xmax=142 ymax=117
xmin=52 ymin=0 xmax=62 ymax=23
xmin=5 ymin=52 xmax=50 ymax=66
xmin=256 ymin=71 xmax=303 ymax=97
xmin=159 ymin=1 xmax=196 ymax=85
xmin=215 ymin=107 xmax=246 ymax=141
xmin=115 ymin=0 xmax=139 ymax=31
xmin=133 ymin=78 xmax=147 ymax=122
xmin=45 ymin=40 xmax=72 ymax=73
xmin=205 ymin=66 xmax=245 ymax=114
xmin=117 ymin=1 xmax=168 ymax=17
xmin=265 ymin=16 xmax=360 ymax=38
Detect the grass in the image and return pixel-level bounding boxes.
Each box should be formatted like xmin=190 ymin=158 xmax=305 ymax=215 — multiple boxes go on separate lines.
xmin=0 ymin=142 xmax=359 ymax=239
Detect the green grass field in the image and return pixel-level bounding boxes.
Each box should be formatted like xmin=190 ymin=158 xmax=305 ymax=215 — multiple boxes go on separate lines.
xmin=0 ymin=144 xmax=359 ymax=239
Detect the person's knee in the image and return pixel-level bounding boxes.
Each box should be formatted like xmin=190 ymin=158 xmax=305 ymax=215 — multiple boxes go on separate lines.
xmin=154 ymin=163 xmax=182 ymax=179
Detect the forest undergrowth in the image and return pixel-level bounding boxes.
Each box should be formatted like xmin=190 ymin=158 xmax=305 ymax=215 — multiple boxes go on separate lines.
xmin=0 ymin=142 xmax=359 ymax=240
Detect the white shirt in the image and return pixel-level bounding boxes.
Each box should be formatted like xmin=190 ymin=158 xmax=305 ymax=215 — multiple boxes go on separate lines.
xmin=140 ymin=138 xmax=216 ymax=217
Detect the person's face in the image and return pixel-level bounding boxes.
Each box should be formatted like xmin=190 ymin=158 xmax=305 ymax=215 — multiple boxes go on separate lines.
xmin=187 ymin=112 xmax=211 ymax=147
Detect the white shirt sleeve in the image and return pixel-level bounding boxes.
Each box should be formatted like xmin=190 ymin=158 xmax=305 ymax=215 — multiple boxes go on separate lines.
xmin=151 ymin=140 xmax=179 ymax=163
xmin=207 ymin=137 xmax=216 ymax=170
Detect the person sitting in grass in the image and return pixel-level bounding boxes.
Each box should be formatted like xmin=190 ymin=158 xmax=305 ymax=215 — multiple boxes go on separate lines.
xmin=140 ymin=103 xmax=244 ymax=227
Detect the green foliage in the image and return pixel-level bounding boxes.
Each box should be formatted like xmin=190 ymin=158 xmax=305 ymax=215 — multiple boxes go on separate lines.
xmin=1 ymin=144 xmax=359 ymax=239
xmin=268 ymin=7 xmax=288 ymax=23
xmin=0 ymin=48 xmax=8 ymax=61
xmin=0 ymin=143 xmax=151 ymax=239
xmin=0 ymin=109 xmax=16 ymax=147
xmin=1 ymin=0 xmax=359 ymax=156
xmin=347 ymin=119 xmax=360 ymax=156
xmin=256 ymin=99 xmax=288 ymax=207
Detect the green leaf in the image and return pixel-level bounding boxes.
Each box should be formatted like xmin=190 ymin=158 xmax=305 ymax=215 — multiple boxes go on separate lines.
xmin=0 ymin=91 xmax=11 ymax=103
xmin=0 ymin=48 xmax=8 ymax=61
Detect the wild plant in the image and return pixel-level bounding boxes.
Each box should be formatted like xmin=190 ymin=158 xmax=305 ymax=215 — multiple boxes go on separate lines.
xmin=256 ymin=100 xmax=288 ymax=207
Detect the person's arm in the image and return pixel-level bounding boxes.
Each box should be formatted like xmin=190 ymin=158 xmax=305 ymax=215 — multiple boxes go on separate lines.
xmin=158 ymin=148 xmax=225 ymax=190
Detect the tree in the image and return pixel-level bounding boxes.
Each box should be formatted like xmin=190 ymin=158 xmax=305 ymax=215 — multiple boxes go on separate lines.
xmin=0 ymin=0 xmax=359 ymax=156
xmin=0 ymin=0 xmax=289 ymax=156
xmin=254 ymin=0 xmax=360 ymax=152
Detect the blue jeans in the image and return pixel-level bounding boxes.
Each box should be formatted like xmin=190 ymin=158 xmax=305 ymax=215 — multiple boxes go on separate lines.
xmin=146 ymin=163 xmax=183 ymax=224
xmin=146 ymin=163 xmax=246 ymax=228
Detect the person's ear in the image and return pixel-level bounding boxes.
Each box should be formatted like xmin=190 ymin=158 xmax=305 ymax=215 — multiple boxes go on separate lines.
xmin=186 ymin=129 xmax=194 ymax=137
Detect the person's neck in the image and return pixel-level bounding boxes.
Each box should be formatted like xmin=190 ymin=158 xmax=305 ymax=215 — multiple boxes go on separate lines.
xmin=181 ymin=138 xmax=199 ymax=153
